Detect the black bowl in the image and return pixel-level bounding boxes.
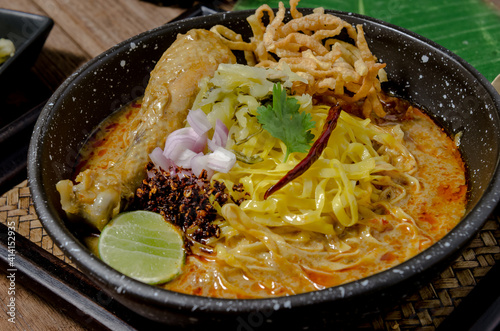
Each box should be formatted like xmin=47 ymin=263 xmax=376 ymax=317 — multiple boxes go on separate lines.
xmin=28 ymin=9 xmax=500 ymax=330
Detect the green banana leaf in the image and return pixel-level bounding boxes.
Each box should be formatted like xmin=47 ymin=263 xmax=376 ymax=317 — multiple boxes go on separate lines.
xmin=233 ymin=0 xmax=500 ymax=82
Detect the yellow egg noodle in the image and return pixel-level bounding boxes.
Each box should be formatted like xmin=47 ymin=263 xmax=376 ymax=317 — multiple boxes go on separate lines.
xmin=161 ymin=0 xmax=465 ymax=298
xmin=177 ymin=62 xmax=424 ymax=296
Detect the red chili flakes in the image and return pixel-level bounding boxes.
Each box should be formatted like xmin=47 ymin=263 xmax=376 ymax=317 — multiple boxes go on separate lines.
xmin=380 ymin=252 xmax=396 ymax=262
xmin=134 ymin=162 xmax=244 ymax=244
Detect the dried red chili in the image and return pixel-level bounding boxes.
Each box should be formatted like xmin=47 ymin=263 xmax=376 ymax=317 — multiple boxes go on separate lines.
xmin=264 ymin=106 xmax=341 ymax=200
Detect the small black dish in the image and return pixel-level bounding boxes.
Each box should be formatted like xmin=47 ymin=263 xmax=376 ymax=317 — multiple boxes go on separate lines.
xmin=0 ymin=9 xmax=53 ymax=194
xmin=0 ymin=9 xmax=53 ymax=80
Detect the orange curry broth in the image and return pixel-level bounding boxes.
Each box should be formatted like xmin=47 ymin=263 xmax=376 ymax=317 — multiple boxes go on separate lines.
xmin=76 ymin=99 xmax=467 ymax=298
xmin=75 ymin=99 xmax=142 ymax=175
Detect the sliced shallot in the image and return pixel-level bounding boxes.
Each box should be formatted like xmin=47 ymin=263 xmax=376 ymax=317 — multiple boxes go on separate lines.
xmin=158 ymin=109 xmax=235 ymax=178
xmin=187 ymin=108 xmax=212 ymax=136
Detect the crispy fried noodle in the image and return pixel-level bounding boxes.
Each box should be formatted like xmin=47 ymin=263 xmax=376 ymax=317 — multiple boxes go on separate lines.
xmin=211 ymin=0 xmax=388 ymax=117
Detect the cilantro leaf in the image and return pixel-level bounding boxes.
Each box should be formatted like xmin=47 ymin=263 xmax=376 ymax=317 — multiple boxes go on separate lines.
xmin=257 ymin=83 xmax=316 ymax=162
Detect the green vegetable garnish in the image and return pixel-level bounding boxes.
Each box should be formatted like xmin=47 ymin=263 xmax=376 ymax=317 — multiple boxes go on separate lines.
xmin=257 ymin=83 xmax=316 ymax=162
xmin=233 ymin=150 xmax=264 ymax=164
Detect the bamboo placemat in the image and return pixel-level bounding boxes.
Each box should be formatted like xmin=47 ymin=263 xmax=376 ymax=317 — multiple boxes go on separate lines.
xmin=1 ymin=180 xmax=499 ymax=330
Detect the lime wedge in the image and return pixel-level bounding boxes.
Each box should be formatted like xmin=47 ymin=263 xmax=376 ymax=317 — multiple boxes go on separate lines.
xmin=98 ymin=210 xmax=185 ymax=285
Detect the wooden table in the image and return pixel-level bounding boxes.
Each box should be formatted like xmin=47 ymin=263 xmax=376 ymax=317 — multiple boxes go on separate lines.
xmin=0 ymin=1 xmax=226 ymax=329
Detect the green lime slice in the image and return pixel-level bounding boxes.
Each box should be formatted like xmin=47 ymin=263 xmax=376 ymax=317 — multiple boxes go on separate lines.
xmin=98 ymin=210 xmax=185 ymax=285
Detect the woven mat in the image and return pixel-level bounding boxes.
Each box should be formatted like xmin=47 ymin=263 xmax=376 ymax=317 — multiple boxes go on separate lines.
xmin=1 ymin=180 xmax=499 ymax=330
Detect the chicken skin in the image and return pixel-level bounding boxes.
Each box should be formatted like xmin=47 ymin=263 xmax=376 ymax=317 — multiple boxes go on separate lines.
xmin=57 ymin=29 xmax=236 ymax=230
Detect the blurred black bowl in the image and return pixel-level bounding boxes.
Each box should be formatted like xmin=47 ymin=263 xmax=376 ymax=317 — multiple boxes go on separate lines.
xmin=28 ymin=8 xmax=500 ymax=330
xmin=0 ymin=10 xmax=53 ymax=194
xmin=0 ymin=9 xmax=53 ymax=80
